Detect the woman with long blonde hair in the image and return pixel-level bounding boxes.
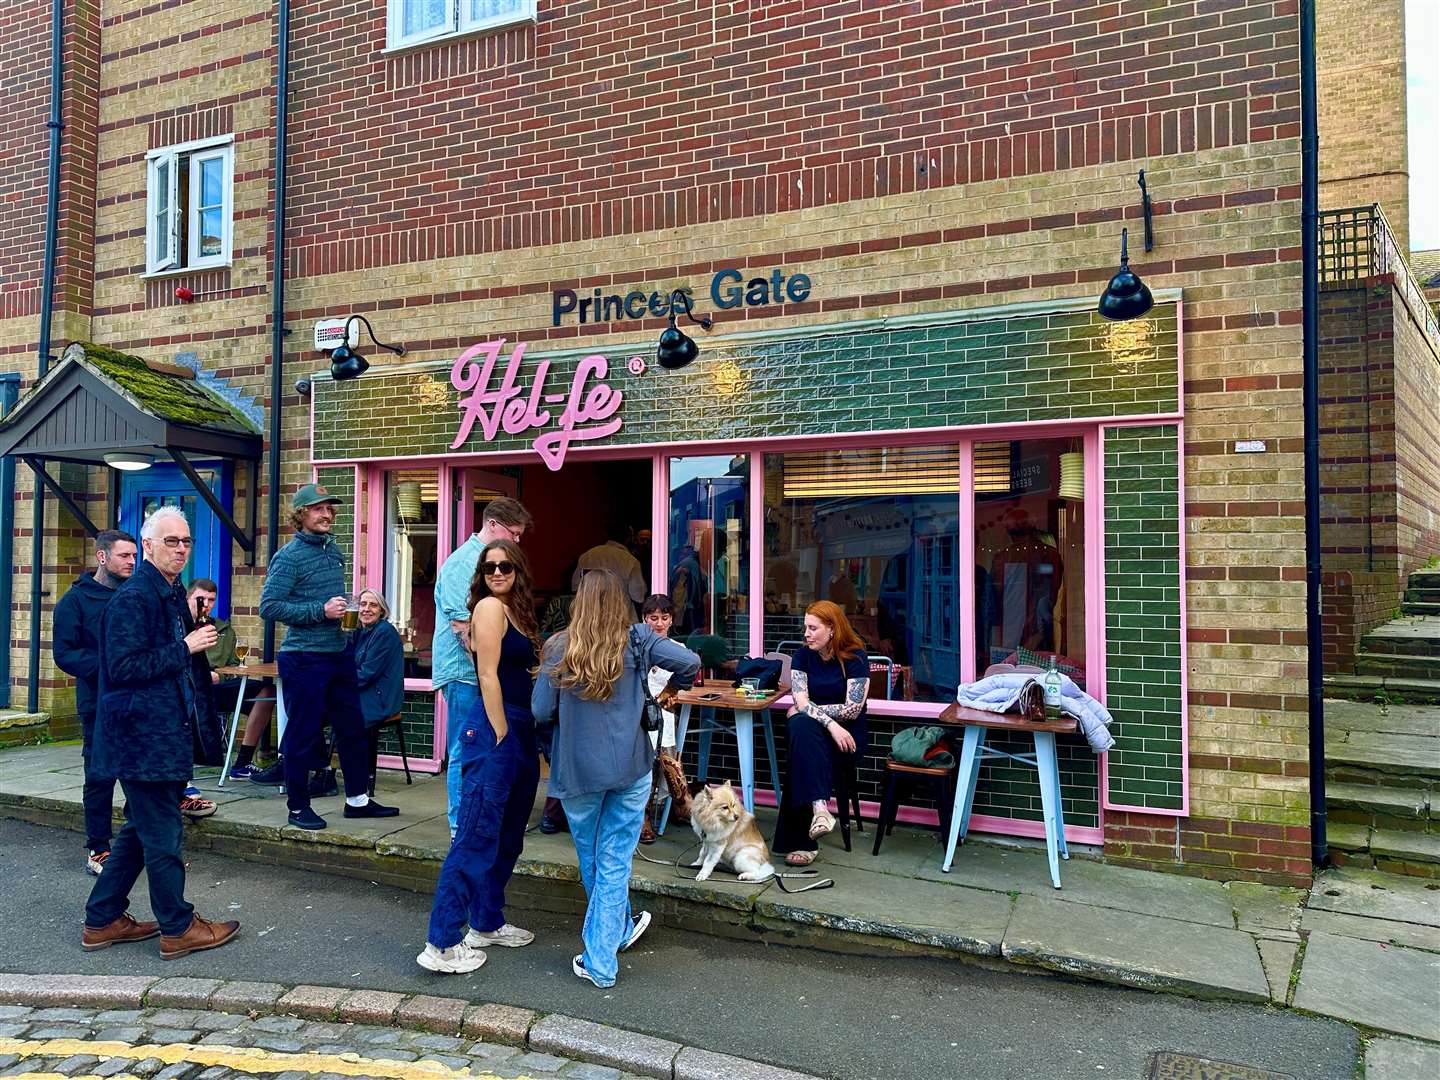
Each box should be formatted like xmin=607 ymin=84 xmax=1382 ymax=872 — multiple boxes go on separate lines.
xmin=532 ymin=569 xmax=700 ymax=988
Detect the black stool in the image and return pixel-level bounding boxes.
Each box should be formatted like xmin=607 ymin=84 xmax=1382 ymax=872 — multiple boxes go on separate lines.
xmin=833 ymin=753 xmax=865 ymax=851
xmin=368 ymin=712 xmax=412 ymax=795
xmin=872 ymin=759 xmax=957 ymax=856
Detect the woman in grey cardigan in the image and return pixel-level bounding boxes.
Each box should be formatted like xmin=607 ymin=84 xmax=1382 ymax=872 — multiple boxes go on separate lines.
xmin=532 ymin=570 xmax=700 ymax=988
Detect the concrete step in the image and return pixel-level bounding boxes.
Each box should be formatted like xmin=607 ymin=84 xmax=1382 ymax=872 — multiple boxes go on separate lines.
xmin=1354 ymin=653 xmax=1440 ymax=680
xmin=1326 ymin=781 xmax=1432 ymax=832
xmin=1403 ymin=601 xmax=1440 ymax=617
xmin=1323 ymin=674 xmax=1440 ymax=706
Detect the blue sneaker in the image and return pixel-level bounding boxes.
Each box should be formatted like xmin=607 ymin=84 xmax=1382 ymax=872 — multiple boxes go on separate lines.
xmin=571 ymin=955 xmax=612 ymax=988
xmin=228 ymin=763 xmax=259 ymax=781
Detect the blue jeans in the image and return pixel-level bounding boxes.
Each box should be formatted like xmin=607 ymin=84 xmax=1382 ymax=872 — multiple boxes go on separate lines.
xmin=442 ymin=682 xmax=480 ymax=834
xmin=562 ymin=771 xmax=651 ymax=987
xmin=426 ymin=701 xmax=538 ymax=948
xmin=85 ymin=778 xmax=194 ymax=936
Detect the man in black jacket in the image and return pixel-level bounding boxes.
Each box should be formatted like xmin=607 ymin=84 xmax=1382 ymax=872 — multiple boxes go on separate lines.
xmin=52 ymin=529 xmax=137 ymax=875
xmin=82 ymin=505 xmax=240 ymax=959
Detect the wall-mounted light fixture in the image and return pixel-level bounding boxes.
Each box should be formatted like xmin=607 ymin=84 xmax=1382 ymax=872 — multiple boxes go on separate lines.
xmin=103 ymin=452 xmax=155 ymax=472
xmin=1097 ymin=228 xmax=1154 ymax=321
xmin=329 ymin=314 xmax=407 ymax=381
xmin=656 ymin=289 xmax=713 ymax=370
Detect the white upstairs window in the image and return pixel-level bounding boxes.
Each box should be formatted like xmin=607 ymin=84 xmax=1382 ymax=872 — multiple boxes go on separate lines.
xmin=387 ymin=0 xmax=535 ymax=51
xmin=144 ymin=136 xmax=234 ymax=276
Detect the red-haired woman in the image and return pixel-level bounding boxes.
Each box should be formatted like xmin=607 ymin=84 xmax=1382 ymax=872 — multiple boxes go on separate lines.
xmin=773 ymin=600 xmax=871 ymax=866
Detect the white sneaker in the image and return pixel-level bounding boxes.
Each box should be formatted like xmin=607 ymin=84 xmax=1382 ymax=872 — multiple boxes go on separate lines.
xmin=620 ymin=910 xmax=651 ymax=952
xmin=571 ymin=954 xmax=609 ymax=988
xmin=415 ymin=942 xmax=488 ymax=974
xmin=464 ymin=923 xmax=534 ymax=948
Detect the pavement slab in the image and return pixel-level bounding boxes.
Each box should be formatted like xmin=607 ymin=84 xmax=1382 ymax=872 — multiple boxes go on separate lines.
xmin=1226 ymin=881 xmax=1305 ymax=936
xmin=1363 ymin=1036 xmax=1440 ymax=1080
xmin=1299 ymin=907 xmax=1440 ymax=952
xmin=1307 ymin=866 xmax=1440 ymax=926
xmin=1292 ymin=931 xmax=1440 ymax=1040
xmin=1255 ymin=938 xmax=1299 ymax=1005
xmin=1002 ymin=895 xmax=1271 ymax=1001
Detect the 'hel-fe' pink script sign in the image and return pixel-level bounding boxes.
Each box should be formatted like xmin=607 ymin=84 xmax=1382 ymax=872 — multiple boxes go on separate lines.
xmin=449 ymin=340 xmax=625 ymax=471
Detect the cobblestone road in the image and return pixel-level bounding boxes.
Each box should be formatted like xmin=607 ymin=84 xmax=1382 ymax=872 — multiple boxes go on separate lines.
xmin=0 ymin=1005 xmax=643 ymax=1080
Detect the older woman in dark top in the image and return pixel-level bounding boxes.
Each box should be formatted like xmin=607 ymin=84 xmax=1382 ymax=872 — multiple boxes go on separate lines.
xmin=355 ymin=589 xmax=404 ymax=790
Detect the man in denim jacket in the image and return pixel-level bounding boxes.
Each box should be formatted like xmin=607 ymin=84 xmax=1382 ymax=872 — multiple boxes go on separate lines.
xmin=259 ymin=484 xmax=399 ymax=830
xmin=432 ymin=496 xmax=532 ymax=835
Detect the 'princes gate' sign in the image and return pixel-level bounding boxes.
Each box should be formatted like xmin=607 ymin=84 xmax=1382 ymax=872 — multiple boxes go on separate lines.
xmin=449 ymin=340 xmax=627 ymax=471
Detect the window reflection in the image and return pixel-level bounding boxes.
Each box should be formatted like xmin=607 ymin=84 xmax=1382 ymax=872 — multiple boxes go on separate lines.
xmin=667 ymin=455 xmax=749 ymax=660
xmin=384 ymin=469 xmax=439 ymax=680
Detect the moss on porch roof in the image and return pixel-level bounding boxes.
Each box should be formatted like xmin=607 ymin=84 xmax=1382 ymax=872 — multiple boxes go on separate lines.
xmin=65 ymin=341 xmax=258 ymax=435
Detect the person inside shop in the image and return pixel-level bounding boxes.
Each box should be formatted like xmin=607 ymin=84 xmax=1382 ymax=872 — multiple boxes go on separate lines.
xmin=670 ymin=544 xmax=707 ymax=637
xmin=433 ymin=496 xmax=534 ymax=839
xmin=81 ymin=506 xmax=239 ymax=960
xmin=52 ymin=529 xmax=137 ymax=877
xmin=258 ymin=483 xmax=398 ymax=830
xmin=572 ymin=521 xmax=649 ymax=607
xmin=989 ymin=509 xmax=1063 ymax=654
xmin=355 ymin=588 xmax=405 ymax=793
xmin=772 ymin=600 xmax=871 ymax=867
xmin=417 ymin=539 xmax=541 ymax=974
xmin=629 ymin=528 xmax=653 ymax=588
xmin=532 ymin=569 xmax=700 ymax=989
xmin=183 ymin=578 xmax=277 ymax=784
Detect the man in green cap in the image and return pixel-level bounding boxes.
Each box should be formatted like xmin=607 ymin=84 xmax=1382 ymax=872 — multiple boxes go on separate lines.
xmin=259 ymin=483 xmax=399 ymax=830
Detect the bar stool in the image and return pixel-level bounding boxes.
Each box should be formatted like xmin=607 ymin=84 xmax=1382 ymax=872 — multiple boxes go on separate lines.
xmin=872 ymin=759 xmax=957 ymax=856
xmin=832 ymin=752 xmax=865 ymax=851
xmin=368 ymin=712 xmax=412 ymax=795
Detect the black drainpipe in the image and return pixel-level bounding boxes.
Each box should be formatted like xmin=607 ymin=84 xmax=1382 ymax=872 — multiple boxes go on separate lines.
xmin=1300 ymin=0 xmax=1327 ymax=866
xmin=265 ymin=0 xmax=292 ymax=663
xmin=28 ymin=0 xmax=65 ymax=713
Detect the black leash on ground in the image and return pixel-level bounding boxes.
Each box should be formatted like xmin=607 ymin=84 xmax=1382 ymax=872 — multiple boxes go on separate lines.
xmin=634 ymin=840 xmax=835 ymax=894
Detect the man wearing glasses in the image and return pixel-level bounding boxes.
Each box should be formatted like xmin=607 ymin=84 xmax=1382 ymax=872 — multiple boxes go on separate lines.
xmin=259 ymin=484 xmax=400 ymax=830
xmin=433 ymin=496 xmax=533 ymax=836
xmin=81 ymin=506 xmax=239 ymax=959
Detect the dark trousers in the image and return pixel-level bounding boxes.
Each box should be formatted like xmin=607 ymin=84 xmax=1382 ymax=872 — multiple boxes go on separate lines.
xmin=773 ymin=712 xmax=867 ymax=854
xmin=278 ymin=649 xmax=369 ymax=812
xmin=84 ymin=778 xmax=194 ymax=936
xmin=426 ymin=701 xmax=539 ymax=948
xmin=80 ymin=711 xmax=117 ymax=853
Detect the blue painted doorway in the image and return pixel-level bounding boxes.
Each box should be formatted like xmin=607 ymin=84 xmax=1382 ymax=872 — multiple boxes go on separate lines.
xmin=118 ymin=461 xmax=234 ymax=616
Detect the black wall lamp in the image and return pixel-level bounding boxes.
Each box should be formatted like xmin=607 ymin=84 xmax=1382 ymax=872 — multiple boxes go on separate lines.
xmin=1097 ymin=171 xmax=1156 ymax=321
xmin=329 ymin=314 xmax=406 ymax=381
xmin=656 ymin=289 xmax=713 ymax=370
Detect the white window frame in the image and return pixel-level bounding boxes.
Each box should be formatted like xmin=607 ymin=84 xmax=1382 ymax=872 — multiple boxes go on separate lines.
xmin=144 ymin=135 xmax=234 ymax=277
xmin=385 ymin=0 xmax=536 ymax=52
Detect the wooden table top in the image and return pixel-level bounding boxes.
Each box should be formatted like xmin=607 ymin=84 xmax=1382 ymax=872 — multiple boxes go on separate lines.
xmin=938 ymin=701 xmax=1077 ymax=733
xmin=674 ymin=678 xmax=787 ymax=711
xmin=214 ymin=661 xmax=279 ymax=678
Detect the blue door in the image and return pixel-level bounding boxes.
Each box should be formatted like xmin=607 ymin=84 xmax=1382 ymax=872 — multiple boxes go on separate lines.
xmin=119 ymin=462 xmax=234 ymax=616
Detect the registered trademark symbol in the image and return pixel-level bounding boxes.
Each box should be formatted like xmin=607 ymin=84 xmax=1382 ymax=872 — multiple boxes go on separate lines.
xmin=626 ymin=356 xmax=646 ymax=376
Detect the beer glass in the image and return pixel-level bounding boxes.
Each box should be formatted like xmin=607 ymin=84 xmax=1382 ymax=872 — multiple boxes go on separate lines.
xmin=341 ymin=594 xmax=361 ymax=632
xmin=234 ymin=643 xmax=250 ymax=665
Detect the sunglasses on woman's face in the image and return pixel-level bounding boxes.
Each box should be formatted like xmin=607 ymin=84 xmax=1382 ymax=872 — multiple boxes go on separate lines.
xmin=482 ymin=561 xmax=515 ymax=577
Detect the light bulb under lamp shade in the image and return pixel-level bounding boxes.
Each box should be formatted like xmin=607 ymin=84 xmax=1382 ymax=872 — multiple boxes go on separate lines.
xmin=103 ymin=452 xmax=155 ymax=472
xmin=1058 ymin=452 xmax=1085 ymax=500
xmin=395 ymin=480 xmax=422 ymax=521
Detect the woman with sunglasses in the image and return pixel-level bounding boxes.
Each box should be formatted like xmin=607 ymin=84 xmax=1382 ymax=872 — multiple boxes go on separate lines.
xmin=532 ymin=569 xmax=700 ymax=988
xmin=417 ymin=539 xmax=541 ymax=974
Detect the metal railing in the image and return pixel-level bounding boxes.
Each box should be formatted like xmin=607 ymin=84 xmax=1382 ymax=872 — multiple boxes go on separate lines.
xmin=1318 ymin=204 xmax=1440 ymax=350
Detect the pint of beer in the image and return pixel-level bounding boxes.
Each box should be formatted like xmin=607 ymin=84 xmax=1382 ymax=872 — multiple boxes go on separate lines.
xmin=341 ymin=595 xmax=360 ymax=632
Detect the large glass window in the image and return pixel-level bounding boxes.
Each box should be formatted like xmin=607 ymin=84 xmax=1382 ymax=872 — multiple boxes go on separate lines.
xmin=762 ymin=447 xmax=961 ymax=700
xmin=973 ymin=436 xmax=1087 ymax=685
xmin=384 ymin=469 xmax=439 ymax=680
xmin=667 ymin=455 xmax=749 ymax=658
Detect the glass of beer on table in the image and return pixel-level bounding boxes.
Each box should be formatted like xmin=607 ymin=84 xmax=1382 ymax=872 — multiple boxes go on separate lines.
xmin=234 ymin=643 xmax=250 ymax=665
xmin=341 ymin=594 xmax=361 ymax=632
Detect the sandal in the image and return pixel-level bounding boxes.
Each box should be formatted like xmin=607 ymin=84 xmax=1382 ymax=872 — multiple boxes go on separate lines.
xmin=786 ymin=850 xmax=818 ymax=866
xmin=808 ymin=809 xmax=836 ymax=840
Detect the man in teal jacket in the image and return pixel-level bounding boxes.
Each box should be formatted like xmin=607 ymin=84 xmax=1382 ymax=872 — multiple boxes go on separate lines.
xmin=259 ymin=484 xmax=399 ymax=830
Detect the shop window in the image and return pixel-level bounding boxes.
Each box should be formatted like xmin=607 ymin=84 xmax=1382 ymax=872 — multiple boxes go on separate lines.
xmin=762 ymin=447 xmax=961 ymax=701
xmin=384 ymin=469 xmax=440 ymax=680
xmin=668 ymin=455 xmax=749 ymax=658
xmin=387 ymin=0 xmax=536 ymax=50
xmin=973 ymin=437 xmax=1087 ymax=686
xmin=145 ymin=137 xmax=233 ymax=275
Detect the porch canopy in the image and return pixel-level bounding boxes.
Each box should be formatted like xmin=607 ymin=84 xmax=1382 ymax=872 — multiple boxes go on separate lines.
xmin=0 ymin=342 xmax=263 ymax=562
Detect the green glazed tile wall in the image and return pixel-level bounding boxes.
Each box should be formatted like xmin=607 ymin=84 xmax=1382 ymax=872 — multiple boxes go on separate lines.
xmin=1102 ymin=423 xmax=1185 ymax=811
xmin=375 ymin=689 xmax=439 ymax=762
xmin=970 ymin=733 xmax=1101 ymax=830
xmin=312 ymin=303 xmax=1180 ymax=461
xmin=314 ymin=466 xmax=355 ymax=565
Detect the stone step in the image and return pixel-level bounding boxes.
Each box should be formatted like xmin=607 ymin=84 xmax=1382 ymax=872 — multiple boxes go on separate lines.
xmin=1325 ymin=781 xmax=1432 ymax=832
xmin=0 ymin=710 xmax=50 ymax=749
xmin=1323 ymin=824 xmax=1440 ymax=878
xmin=1323 ymin=674 xmax=1440 ymax=706
xmin=1371 ymin=828 xmax=1440 ymax=865
xmin=1409 ymin=570 xmax=1440 ymax=589
xmin=1354 ymin=653 xmax=1440 ymax=680
xmin=1403 ymin=601 xmax=1440 ymax=617
xmin=1325 ymin=729 xmax=1440 ymax=784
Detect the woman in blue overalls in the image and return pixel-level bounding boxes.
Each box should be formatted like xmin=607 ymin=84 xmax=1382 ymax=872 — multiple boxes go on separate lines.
xmin=417 ymin=539 xmax=540 ymax=974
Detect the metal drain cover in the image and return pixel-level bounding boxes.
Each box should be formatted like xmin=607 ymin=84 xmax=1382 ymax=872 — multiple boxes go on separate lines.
xmin=1148 ymin=1052 xmax=1295 ymax=1080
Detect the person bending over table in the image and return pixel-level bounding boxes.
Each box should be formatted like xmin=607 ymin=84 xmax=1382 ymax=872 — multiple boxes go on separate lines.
xmin=354 ymin=588 xmax=405 ymax=792
xmin=773 ymin=600 xmax=870 ymax=867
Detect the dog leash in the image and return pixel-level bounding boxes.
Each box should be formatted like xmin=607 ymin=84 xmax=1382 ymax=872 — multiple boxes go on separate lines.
xmin=634 ymin=841 xmax=835 ymax=894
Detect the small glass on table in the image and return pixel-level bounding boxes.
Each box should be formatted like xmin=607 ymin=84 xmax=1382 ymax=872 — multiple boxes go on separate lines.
xmin=233 ymin=643 xmax=250 ymax=666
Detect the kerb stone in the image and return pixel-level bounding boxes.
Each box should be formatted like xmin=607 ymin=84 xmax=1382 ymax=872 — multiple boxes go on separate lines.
xmin=337 ymin=989 xmax=406 ymax=1026
xmin=460 ymin=1002 xmax=534 ymax=1046
xmin=0 ymin=973 xmax=157 ymax=1008
xmin=674 ymin=1047 xmax=823 ymax=1080
xmin=528 ymin=1014 xmax=680 ymax=1079
xmin=146 ymin=978 xmax=223 ymax=1009
xmin=209 ymin=982 xmax=284 ymax=1014
xmin=276 ymin=985 xmax=348 ymax=1020
xmin=395 ymin=994 xmax=467 ymax=1034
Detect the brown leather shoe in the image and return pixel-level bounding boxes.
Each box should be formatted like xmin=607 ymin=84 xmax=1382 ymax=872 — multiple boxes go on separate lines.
xmin=159 ymin=914 xmax=240 ymax=960
xmin=82 ymin=912 xmax=160 ymax=952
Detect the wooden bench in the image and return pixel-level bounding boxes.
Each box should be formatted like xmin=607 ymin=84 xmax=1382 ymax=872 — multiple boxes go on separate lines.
xmin=937 ymin=701 xmax=1078 ymax=889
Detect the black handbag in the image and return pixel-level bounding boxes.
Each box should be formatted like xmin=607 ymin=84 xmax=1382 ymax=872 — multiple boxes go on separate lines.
xmin=630 ymin=629 xmax=664 ymax=733
xmin=732 ymin=655 xmax=783 ymax=690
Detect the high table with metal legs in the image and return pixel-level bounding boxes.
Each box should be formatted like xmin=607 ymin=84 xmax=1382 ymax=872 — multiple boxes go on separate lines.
xmin=213 ymin=661 xmax=288 ymax=789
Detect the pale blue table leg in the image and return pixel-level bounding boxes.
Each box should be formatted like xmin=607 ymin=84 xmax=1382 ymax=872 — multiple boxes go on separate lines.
xmin=736 ymin=710 xmax=756 ymax=813
xmin=216 ymin=674 xmax=249 ymax=790
xmin=1034 ymin=730 xmax=1064 ymax=889
xmin=657 ymin=704 xmax=693 ymax=836
xmin=943 ymin=725 xmax=985 ymax=872
xmin=695 ymin=708 xmax=714 ymax=785
xmin=760 ymin=711 xmax=782 ymax=808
